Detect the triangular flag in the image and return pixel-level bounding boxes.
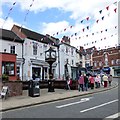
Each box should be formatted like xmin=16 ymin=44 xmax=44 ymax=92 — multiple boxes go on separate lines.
xmin=105 ymin=29 xmax=107 ymax=32
xmin=102 ymin=16 xmax=104 ymax=20
xmin=114 ymin=8 xmax=117 ymax=13
xmin=86 ymin=17 xmax=89 ymax=21
xmin=64 ymin=28 xmax=66 ymax=31
xmin=30 ymin=4 xmax=32 ymax=7
xmin=96 ymin=20 xmax=99 ymax=23
xmin=113 ymin=1 xmax=117 ymax=6
xmin=75 ymin=33 xmax=77 ymax=36
xmin=10 ymin=8 xmax=13 ymax=11
xmin=99 ymin=10 xmax=102 ymax=14
xmin=13 ymin=2 xmax=16 ymax=5
xmin=81 ymin=20 xmax=83 ymax=23
xmin=106 ymin=6 xmax=109 ymax=10
xmin=82 ymin=28 xmax=85 ymax=32
xmin=87 ymin=26 xmax=89 ymax=30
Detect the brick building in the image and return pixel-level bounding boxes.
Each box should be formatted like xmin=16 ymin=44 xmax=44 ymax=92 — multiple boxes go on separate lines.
xmin=92 ymin=46 xmax=120 ymax=76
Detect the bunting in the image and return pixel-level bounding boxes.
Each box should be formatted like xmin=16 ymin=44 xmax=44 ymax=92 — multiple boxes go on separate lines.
xmin=1 ymin=2 xmax=16 ymax=28
xmin=51 ymin=1 xmax=117 ymax=37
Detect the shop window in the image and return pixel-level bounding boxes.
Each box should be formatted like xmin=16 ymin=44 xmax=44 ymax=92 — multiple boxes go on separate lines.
xmin=2 ymin=62 xmax=15 ymax=75
xmin=33 ymin=43 xmax=37 ymax=55
xmin=10 ymin=46 xmax=15 ymax=54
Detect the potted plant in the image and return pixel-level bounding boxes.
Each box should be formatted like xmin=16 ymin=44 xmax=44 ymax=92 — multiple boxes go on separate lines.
xmin=2 ymin=74 xmax=9 ymax=82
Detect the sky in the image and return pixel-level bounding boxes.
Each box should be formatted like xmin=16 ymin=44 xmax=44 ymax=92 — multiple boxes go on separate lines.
xmin=0 ymin=0 xmax=118 ymax=50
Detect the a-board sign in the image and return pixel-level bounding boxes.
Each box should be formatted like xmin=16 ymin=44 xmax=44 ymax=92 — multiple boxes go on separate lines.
xmin=1 ymin=86 xmax=8 ymax=97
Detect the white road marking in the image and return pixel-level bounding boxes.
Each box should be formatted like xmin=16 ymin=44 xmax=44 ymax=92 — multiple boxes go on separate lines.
xmin=56 ymin=97 xmax=93 ymax=108
xmin=105 ymin=112 xmax=120 ymax=119
xmin=80 ymin=99 xmax=118 ymax=113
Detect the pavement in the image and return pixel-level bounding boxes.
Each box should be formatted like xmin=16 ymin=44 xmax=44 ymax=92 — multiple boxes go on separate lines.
xmin=0 ymin=80 xmax=118 ymax=112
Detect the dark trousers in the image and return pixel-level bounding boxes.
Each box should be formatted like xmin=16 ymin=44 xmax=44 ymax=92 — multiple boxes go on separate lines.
xmin=91 ymin=83 xmax=94 ymax=89
xmin=78 ymin=84 xmax=84 ymax=91
xmin=104 ymin=81 xmax=108 ymax=87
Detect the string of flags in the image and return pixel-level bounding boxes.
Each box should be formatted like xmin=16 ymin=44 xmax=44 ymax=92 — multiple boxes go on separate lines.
xmin=83 ymin=33 xmax=117 ymax=47
xmin=52 ymin=1 xmax=117 ymax=37
xmin=1 ymin=2 xmax=16 ymax=28
xmin=70 ymin=25 xmax=117 ymax=40
xmin=13 ymin=0 xmax=35 ymax=42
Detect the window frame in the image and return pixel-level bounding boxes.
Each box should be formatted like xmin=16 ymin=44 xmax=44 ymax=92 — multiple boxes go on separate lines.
xmin=2 ymin=62 xmax=15 ymax=76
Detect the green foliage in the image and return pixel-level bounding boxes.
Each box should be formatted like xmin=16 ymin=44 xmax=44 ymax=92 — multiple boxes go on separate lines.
xmin=2 ymin=74 xmax=9 ymax=82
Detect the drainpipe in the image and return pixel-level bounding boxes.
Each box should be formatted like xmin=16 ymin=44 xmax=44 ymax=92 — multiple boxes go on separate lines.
xmin=22 ymin=41 xmax=25 ymax=81
xmin=58 ymin=44 xmax=60 ymax=79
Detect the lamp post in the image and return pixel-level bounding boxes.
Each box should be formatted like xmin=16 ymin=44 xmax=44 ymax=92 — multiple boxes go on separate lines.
xmin=45 ymin=47 xmax=56 ymax=92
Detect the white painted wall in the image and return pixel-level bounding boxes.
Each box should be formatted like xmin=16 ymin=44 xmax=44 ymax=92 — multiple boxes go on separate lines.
xmin=0 ymin=39 xmax=22 ymax=58
xmin=58 ymin=43 xmax=78 ymax=80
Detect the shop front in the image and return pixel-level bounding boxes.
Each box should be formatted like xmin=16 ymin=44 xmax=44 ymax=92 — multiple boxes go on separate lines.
xmin=112 ymin=66 xmax=120 ymax=76
xmin=0 ymin=52 xmax=17 ymax=81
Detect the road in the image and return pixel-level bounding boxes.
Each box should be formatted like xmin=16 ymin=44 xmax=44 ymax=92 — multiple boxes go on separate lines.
xmin=2 ymin=79 xmax=119 ymax=119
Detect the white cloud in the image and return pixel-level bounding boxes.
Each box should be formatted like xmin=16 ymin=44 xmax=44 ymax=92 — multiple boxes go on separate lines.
xmin=40 ymin=21 xmax=69 ymax=35
xmin=0 ymin=0 xmax=118 ymax=49
xmin=0 ymin=17 xmax=20 ymax=30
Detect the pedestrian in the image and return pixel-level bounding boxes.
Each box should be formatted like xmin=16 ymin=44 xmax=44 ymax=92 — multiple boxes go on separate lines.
xmin=88 ymin=75 xmax=94 ymax=89
xmin=95 ymin=75 xmax=98 ymax=88
xmin=103 ymin=74 xmax=108 ymax=87
xmin=78 ymin=74 xmax=84 ymax=92
xmin=108 ymin=74 xmax=112 ymax=86
xmin=84 ymin=74 xmax=89 ymax=91
xmin=67 ymin=78 xmax=72 ymax=90
xmin=32 ymin=73 xmax=36 ymax=80
xmin=97 ymin=74 xmax=101 ymax=88
xmin=95 ymin=75 xmax=101 ymax=88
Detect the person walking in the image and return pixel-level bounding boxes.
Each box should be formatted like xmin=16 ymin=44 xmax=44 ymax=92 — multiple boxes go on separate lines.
xmin=95 ymin=75 xmax=98 ymax=88
xmin=103 ymin=74 xmax=108 ymax=87
xmin=78 ymin=74 xmax=84 ymax=92
xmin=88 ymin=75 xmax=95 ymax=89
xmin=108 ymin=74 xmax=112 ymax=86
xmin=67 ymin=78 xmax=72 ymax=90
xmin=84 ymin=74 xmax=89 ymax=91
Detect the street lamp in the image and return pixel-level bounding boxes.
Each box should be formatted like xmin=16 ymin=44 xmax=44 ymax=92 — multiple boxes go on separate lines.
xmin=45 ymin=47 xmax=56 ymax=92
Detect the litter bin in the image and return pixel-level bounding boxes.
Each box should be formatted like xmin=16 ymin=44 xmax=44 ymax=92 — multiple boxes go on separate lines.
xmin=48 ymin=80 xmax=55 ymax=92
xmin=28 ymin=80 xmax=40 ymax=97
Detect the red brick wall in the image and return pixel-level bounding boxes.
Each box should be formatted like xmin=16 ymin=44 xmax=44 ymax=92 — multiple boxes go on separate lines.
xmin=92 ymin=47 xmax=120 ymax=70
xmin=0 ymin=53 xmax=17 ymax=80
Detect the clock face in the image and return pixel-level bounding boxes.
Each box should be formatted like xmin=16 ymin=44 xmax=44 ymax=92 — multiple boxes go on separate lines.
xmin=51 ymin=52 xmax=55 ymax=58
xmin=46 ymin=52 xmax=49 ymax=58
